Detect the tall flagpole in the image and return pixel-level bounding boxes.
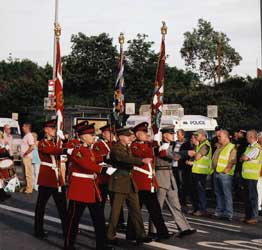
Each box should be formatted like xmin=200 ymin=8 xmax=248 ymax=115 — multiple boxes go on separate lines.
xmin=217 ymin=33 xmax=222 ymax=84
xmin=260 ymin=0 xmax=262 ymax=69
xmin=53 ymin=0 xmax=59 ymax=79
xmin=151 ymin=21 xmax=167 ymax=141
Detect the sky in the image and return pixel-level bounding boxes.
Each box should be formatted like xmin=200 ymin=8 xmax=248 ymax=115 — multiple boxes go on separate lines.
xmin=0 ymin=0 xmax=261 ymax=77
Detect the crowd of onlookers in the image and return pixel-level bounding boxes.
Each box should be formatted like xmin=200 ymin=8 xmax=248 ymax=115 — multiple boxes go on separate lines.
xmin=172 ymin=127 xmax=262 ymax=224
xmin=0 ymin=123 xmax=41 ymax=196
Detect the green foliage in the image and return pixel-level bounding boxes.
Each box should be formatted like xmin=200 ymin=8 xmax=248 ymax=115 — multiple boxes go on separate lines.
xmin=180 ymin=19 xmax=242 ymax=83
xmin=0 ymin=59 xmax=51 ymax=116
xmin=62 ymin=32 xmax=118 ymax=107
xmin=124 ymin=34 xmax=158 ymax=105
xmin=0 ymin=32 xmax=260 ymax=132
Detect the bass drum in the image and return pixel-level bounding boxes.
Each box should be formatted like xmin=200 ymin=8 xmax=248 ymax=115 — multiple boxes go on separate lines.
xmin=0 ymin=159 xmax=15 ymax=180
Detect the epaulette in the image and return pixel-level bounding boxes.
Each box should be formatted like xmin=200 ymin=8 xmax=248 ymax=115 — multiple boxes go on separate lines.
xmin=76 ymin=151 xmax=83 ymax=159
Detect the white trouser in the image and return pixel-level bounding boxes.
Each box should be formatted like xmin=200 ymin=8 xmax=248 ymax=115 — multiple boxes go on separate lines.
xmin=257 ymin=177 xmax=262 ymax=211
xmin=0 ymin=179 xmax=4 ymax=189
xmin=32 ymin=163 xmax=40 ymax=191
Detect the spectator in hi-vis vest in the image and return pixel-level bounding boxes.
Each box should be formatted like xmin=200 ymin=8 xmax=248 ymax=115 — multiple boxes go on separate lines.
xmin=256 ymin=132 xmax=262 ymax=215
xmin=191 ymin=129 xmax=212 ymax=217
xmin=212 ymin=130 xmax=237 ymax=221
xmin=241 ymin=130 xmax=262 ymax=224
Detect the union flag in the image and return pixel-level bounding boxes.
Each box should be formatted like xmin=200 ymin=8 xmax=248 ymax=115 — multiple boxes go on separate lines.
xmin=113 ymin=46 xmax=125 ymax=127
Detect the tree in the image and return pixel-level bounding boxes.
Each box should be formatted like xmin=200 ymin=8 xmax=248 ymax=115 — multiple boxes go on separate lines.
xmin=0 ymin=59 xmax=51 ymax=116
xmin=62 ymin=32 xmax=118 ymax=106
xmin=124 ymin=34 xmax=159 ymax=106
xmin=180 ymin=19 xmax=242 ymax=84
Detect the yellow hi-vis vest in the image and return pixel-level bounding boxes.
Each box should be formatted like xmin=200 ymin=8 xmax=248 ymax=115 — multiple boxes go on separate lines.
xmin=216 ymin=143 xmax=236 ymax=176
xmin=192 ymin=140 xmax=212 ymax=175
xmin=242 ymin=142 xmax=262 ymax=180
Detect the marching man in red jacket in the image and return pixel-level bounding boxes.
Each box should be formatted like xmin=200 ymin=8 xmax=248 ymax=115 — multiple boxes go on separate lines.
xmin=64 ymin=122 xmax=114 ymax=250
xmin=93 ymin=124 xmax=126 ymax=229
xmin=93 ymin=124 xmax=115 ymax=207
xmin=127 ymin=122 xmax=172 ymax=241
xmin=34 ymin=119 xmax=67 ymax=239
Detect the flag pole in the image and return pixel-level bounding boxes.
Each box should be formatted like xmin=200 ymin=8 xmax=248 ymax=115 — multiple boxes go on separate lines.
xmin=151 ymin=21 xmax=167 ymax=142
xmin=119 ymin=32 xmax=124 ymax=55
xmin=260 ymin=0 xmax=262 ymax=69
xmin=161 ymin=21 xmax=167 ymax=40
xmin=217 ymin=33 xmax=222 ymax=84
xmin=53 ymin=0 xmax=59 ymax=79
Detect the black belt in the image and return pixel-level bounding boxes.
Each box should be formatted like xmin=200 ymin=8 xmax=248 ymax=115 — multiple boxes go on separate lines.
xmin=156 ymin=166 xmax=172 ymax=171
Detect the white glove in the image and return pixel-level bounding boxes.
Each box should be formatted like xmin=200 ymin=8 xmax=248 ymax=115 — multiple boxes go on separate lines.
xmin=153 ymin=132 xmax=161 ymax=142
xmin=159 ymin=143 xmax=169 ymax=151
xmin=67 ymin=148 xmax=74 ymax=155
xmin=106 ymin=167 xmax=117 ymax=176
xmin=57 ymin=130 xmax=65 ymax=140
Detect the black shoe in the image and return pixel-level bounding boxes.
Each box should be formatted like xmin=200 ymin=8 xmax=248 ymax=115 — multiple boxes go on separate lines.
xmin=0 ymin=189 xmax=11 ymax=202
xmin=136 ymin=236 xmax=152 ymax=246
xmin=34 ymin=231 xmax=48 ymax=239
xmin=177 ymin=229 xmax=196 ymax=238
xmin=107 ymin=238 xmax=119 ymax=246
xmin=148 ymin=232 xmax=158 ymax=240
xmin=102 ymin=247 xmax=115 ymax=250
xmin=156 ymin=233 xmax=175 ymax=242
xmin=96 ymin=246 xmax=115 ymax=250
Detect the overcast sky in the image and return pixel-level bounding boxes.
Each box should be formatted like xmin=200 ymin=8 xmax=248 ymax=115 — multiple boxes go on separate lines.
xmin=0 ymin=0 xmax=260 ymax=77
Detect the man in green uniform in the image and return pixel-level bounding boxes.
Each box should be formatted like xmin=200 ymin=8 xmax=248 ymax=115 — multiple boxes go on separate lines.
xmin=107 ymin=127 xmax=152 ymax=246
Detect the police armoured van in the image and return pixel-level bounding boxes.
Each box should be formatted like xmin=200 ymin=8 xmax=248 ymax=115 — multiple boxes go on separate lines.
xmin=126 ymin=104 xmax=218 ymax=139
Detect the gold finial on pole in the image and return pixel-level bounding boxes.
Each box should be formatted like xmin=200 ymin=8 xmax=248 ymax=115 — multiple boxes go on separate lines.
xmin=161 ymin=21 xmax=167 ymax=37
xmin=119 ymin=32 xmax=125 ymax=46
xmin=54 ymin=23 xmax=62 ymax=38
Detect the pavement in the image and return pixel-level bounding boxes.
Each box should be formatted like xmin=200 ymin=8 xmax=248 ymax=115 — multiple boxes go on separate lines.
xmin=0 ymin=165 xmax=262 ymax=250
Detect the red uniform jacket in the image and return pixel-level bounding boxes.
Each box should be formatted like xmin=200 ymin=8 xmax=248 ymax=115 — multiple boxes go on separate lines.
xmin=93 ymin=140 xmax=113 ymax=185
xmin=63 ymin=138 xmax=80 ymax=149
xmin=63 ymin=138 xmax=81 ymax=177
xmin=130 ymin=140 xmax=158 ymax=191
xmin=37 ymin=139 xmax=64 ymax=188
xmin=67 ymin=143 xmax=103 ymax=203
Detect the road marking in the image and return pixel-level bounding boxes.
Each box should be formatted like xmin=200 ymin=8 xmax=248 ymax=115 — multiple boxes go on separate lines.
xmin=143 ymin=208 xmax=241 ymax=232
xmin=0 ymin=204 xmax=189 ymax=250
xmin=198 ymin=239 xmax=262 ymax=250
xmin=186 ymin=217 xmax=242 ymax=229
xmin=164 ymin=222 xmax=209 ymax=234
xmin=188 ymin=221 xmax=241 ymax=232
xmin=141 ymin=208 xmax=242 ymax=230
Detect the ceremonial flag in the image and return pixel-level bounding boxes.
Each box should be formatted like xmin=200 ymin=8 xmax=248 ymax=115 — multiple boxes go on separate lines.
xmin=151 ymin=38 xmax=165 ymax=135
xmin=113 ymin=45 xmax=125 ymax=127
xmin=55 ymin=38 xmax=64 ymax=148
xmin=257 ymin=68 xmax=262 ymax=78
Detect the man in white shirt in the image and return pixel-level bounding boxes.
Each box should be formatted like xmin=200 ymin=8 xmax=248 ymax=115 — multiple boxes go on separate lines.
xmin=257 ymin=132 xmax=262 ymax=214
xmin=3 ymin=124 xmax=13 ymax=156
xmin=241 ymin=130 xmax=262 ymax=224
xmin=21 ymin=123 xmax=34 ymax=194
